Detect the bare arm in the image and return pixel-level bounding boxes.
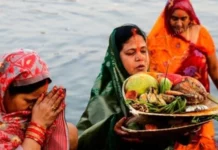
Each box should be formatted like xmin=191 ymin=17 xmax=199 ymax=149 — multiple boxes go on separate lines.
xmin=20 ymin=86 xmax=65 ymax=150
xmin=21 ymin=138 xmax=41 ymax=150
xmin=67 ymin=123 xmax=78 ymax=150
xmin=207 ymin=53 xmax=218 ymax=89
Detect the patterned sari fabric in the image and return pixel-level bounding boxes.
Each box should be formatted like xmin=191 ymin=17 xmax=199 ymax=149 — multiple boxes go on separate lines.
xmin=0 ymin=49 xmax=69 ymax=150
xmin=77 ymin=26 xmax=175 ymax=150
xmin=147 ymin=0 xmax=216 ymax=149
xmin=76 ymin=27 xmax=129 ymax=150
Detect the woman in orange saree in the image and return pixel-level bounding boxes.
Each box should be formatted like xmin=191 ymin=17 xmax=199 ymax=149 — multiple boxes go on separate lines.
xmin=147 ymin=0 xmax=218 ymax=149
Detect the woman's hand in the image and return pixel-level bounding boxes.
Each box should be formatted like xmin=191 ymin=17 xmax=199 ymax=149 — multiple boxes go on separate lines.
xmin=114 ymin=117 xmax=143 ymax=143
xmin=31 ymin=86 xmax=66 ymax=129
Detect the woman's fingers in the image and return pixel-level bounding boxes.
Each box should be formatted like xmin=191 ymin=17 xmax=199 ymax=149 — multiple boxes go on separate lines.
xmin=114 ymin=117 xmax=144 ymax=143
xmin=31 ymin=86 xmax=67 ymax=128
xmin=48 ymin=88 xmax=65 ymax=106
xmin=54 ymin=103 xmax=65 ymax=116
xmin=35 ymin=93 xmax=45 ymax=105
xmin=43 ymin=86 xmax=57 ymax=104
xmin=115 ymin=117 xmax=126 ymax=128
xmin=44 ymin=86 xmax=63 ymax=105
xmin=114 ymin=117 xmax=128 ymax=136
xmin=51 ymin=92 xmax=65 ymax=111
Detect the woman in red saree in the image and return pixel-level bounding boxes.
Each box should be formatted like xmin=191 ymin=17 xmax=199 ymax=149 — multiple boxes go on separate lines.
xmin=0 ymin=49 xmax=77 ymax=150
xmin=147 ymin=0 xmax=218 ymax=149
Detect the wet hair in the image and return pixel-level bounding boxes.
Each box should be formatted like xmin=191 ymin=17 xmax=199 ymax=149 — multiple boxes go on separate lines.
xmin=8 ymin=78 xmax=51 ymax=95
xmin=114 ymin=24 xmax=146 ymax=52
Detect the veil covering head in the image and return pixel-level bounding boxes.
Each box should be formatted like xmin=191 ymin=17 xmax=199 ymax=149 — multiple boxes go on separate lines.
xmin=0 ymin=49 xmax=69 ymax=150
xmin=164 ymin=0 xmax=200 ymax=34
xmin=77 ymin=24 xmax=147 ymax=150
xmin=0 ymin=49 xmax=51 ymax=112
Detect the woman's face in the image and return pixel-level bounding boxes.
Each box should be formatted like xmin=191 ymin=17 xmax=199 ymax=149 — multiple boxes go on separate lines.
xmin=4 ymin=84 xmax=48 ymax=113
xmin=170 ymin=9 xmax=191 ymax=34
xmin=120 ymin=34 xmax=149 ymax=75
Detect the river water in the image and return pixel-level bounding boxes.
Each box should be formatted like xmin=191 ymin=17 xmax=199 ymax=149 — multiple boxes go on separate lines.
xmin=1 ymin=0 xmax=218 ymax=138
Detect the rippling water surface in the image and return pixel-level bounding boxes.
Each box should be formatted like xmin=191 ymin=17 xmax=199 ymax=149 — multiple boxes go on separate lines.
xmin=1 ymin=0 xmax=218 ymax=137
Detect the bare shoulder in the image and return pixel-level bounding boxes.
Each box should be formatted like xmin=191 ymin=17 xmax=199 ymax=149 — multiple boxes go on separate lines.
xmin=189 ymin=24 xmax=201 ymax=43
xmin=190 ymin=24 xmax=201 ymax=33
xmin=195 ymin=24 xmax=212 ymax=35
xmin=67 ymin=122 xmax=78 ymax=150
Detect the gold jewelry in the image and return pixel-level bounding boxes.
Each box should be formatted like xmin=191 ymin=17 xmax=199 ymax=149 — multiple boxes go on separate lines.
xmin=135 ymin=56 xmax=141 ymax=61
xmin=51 ymin=105 xmax=57 ymax=111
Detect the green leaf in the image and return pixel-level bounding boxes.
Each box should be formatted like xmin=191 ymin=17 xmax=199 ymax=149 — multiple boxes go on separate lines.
xmin=126 ymin=99 xmax=134 ymax=105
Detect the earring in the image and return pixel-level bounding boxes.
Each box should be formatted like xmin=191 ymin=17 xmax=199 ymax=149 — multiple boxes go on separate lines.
xmin=29 ymin=105 xmax=33 ymax=110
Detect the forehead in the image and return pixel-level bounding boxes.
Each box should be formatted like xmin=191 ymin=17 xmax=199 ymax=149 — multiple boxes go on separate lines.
xmin=125 ymin=35 xmax=145 ymax=45
xmin=172 ymin=9 xmax=189 ymax=17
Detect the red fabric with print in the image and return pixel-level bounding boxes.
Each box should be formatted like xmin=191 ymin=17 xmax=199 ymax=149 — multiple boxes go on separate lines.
xmin=176 ymin=44 xmax=210 ymax=91
xmin=0 ymin=49 xmax=69 ymax=150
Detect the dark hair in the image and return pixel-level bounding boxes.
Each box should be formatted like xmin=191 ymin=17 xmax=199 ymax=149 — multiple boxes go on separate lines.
xmin=8 ymin=78 xmax=51 ymax=95
xmin=115 ymin=24 xmax=146 ymax=52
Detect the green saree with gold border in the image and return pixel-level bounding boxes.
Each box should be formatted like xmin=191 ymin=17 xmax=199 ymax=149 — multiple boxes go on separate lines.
xmin=76 ymin=27 xmax=174 ymax=150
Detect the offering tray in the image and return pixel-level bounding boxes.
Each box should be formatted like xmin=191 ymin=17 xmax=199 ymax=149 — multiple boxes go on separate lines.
xmin=122 ymin=73 xmax=218 ymax=117
xmin=121 ymin=119 xmax=209 ymax=139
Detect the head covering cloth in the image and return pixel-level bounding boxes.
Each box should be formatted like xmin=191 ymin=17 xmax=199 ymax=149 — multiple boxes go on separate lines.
xmin=0 ymin=49 xmax=69 ymax=150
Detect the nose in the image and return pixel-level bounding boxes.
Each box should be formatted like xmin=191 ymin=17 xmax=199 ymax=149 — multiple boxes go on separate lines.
xmin=176 ymin=20 xmax=182 ymax=27
xmin=135 ymin=52 xmax=145 ymax=61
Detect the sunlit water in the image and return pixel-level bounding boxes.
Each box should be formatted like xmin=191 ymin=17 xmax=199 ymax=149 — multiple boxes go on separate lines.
xmin=1 ymin=0 xmax=218 ymax=139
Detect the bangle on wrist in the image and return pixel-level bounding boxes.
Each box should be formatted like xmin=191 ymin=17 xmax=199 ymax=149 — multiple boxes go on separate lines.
xmin=29 ymin=121 xmax=47 ymax=132
xmin=25 ymin=134 xmax=44 ymax=145
xmin=25 ymin=121 xmax=47 ymax=146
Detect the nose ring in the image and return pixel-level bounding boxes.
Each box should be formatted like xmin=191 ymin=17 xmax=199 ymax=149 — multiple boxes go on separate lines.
xmin=135 ymin=57 xmax=140 ymax=61
xmin=29 ymin=105 xmax=33 ymax=110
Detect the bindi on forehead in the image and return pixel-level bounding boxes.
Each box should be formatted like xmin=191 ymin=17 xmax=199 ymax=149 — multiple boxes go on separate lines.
xmin=173 ymin=9 xmax=188 ymax=17
xmin=131 ymin=29 xmax=141 ymax=52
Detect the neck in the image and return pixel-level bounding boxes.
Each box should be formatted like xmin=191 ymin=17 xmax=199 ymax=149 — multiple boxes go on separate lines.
xmin=179 ymin=26 xmax=190 ymax=41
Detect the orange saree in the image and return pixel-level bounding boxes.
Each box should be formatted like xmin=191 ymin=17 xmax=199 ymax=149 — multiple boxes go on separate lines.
xmin=147 ymin=13 xmax=217 ymax=150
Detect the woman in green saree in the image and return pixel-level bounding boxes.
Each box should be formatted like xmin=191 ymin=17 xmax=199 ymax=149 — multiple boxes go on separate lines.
xmin=76 ymin=24 xmax=177 ymax=150
xmin=76 ymin=24 xmax=148 ymax=150
xmin=76 ymin=24 xmax=204 ymax=150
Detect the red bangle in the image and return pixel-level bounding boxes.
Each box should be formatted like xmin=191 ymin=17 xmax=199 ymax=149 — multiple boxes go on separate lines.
xmin=26 ymin=130 xmax=45 ymax=142
xmin=27 ymin=128 xmax=45 ymax=138
xmin=25 ymin=122 xmax=47 ymax=146
xmin=26 ymin=133 xmax=44 ymax=145
xmin=29 ymin=121 xmax=46 ymax=132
